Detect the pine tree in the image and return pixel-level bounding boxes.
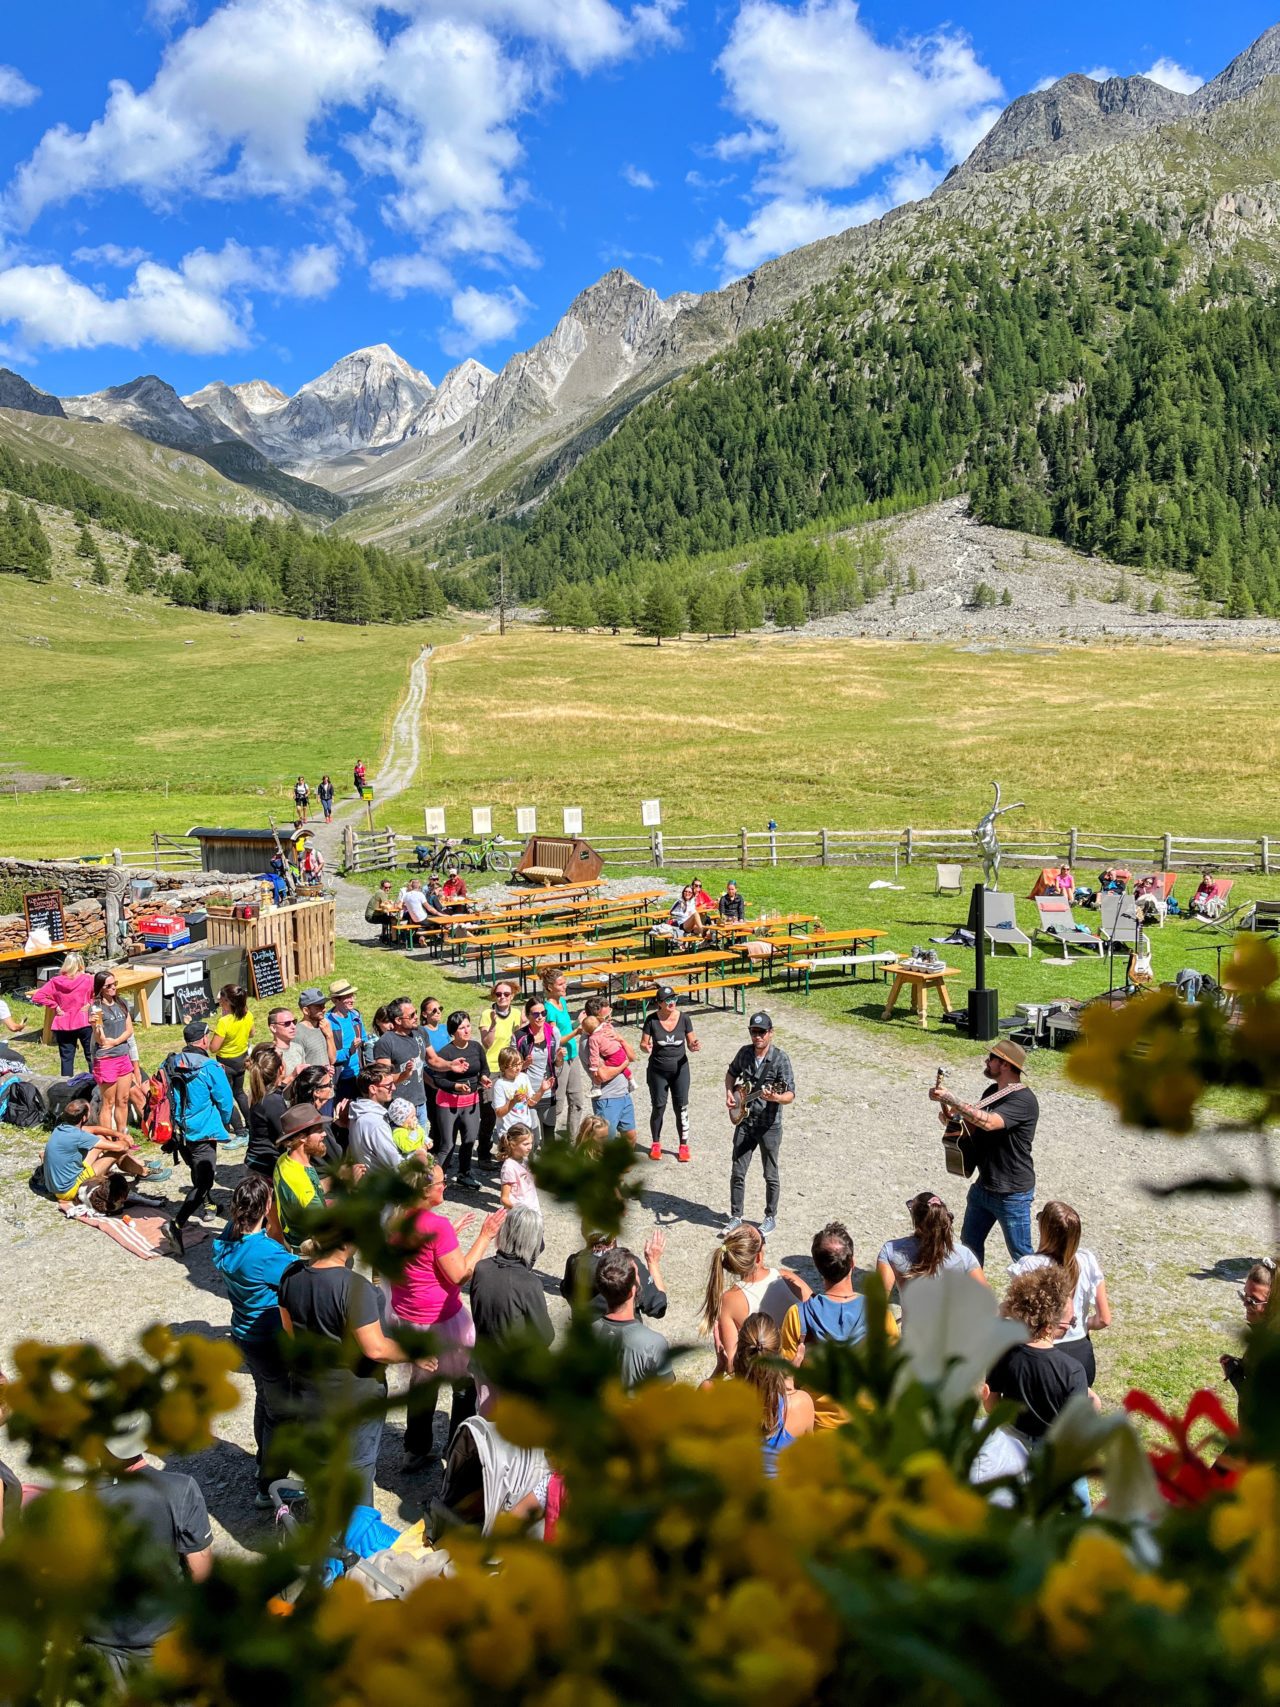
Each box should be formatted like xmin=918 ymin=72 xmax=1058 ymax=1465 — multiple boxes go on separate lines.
xmin=638 ymin=583 xmax=685 ymax=645
xmin=543 ymin=581 xmax=572 ymax=629
xmin=689 ymin=581 xmax=724 ymax=638
xmin=75 ymin=523 xmax=97 ymax=559
xmin=774 ymin=583 xmax=806 ymax=628
xmin=739 ymin=587 xmax=764 ymax=632
xmin=594 ymin=585 xmax=627 ymax=633
xmin=91 ymin=557 xmax=110 ymax=587
xmin=564 ymin=585 xmax=596 ymax=631
xmin=721 ymin=582 xmax=745 ymax=637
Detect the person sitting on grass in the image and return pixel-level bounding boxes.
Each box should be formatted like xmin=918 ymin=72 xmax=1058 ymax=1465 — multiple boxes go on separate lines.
xmin=43 ymin=1099 xmax=148 ymax=1203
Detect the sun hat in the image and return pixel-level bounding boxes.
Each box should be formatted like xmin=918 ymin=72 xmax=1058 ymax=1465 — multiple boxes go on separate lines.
xmin=329 ymin=978 xmax=358 ymax=999
xmin=989 ymin=1040 xmax=1027 ymax=1071
xmin=388 ymin=1098 xmax=416 ymax=1127
xmin=276 ymin=1104 xmax=326 ymax=1146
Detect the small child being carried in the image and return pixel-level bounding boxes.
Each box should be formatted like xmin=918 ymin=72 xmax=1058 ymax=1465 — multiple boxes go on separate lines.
xmin=388 ymin=1097 xmax=429 ymax=1158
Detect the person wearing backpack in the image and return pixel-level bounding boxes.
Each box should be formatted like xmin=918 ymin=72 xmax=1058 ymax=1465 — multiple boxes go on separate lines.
xmin=779 ymin=1222 xmax=898 ymax=1429
xmin=161 ymin=1020 xmax=235 ymax=1258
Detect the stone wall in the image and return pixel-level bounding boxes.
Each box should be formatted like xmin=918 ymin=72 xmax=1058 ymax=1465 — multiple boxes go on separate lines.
xmin=0 ymin=860 xmax=264 ymax=959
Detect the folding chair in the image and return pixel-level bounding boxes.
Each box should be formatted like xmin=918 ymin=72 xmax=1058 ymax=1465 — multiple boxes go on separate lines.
xmin=935 ymin=864 xmax=963 ymax=896
xmin=1100 ymin=890 xmax=1143 ymax=947
xmin=1033 ymin=896 xmax=1104 ymax=962
xmin=980 ymin=892 xmax=1033 ymax=957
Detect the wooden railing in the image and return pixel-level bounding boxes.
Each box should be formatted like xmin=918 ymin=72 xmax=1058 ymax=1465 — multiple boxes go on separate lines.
xmin=343 ymin=827 xmax=403 ymax=873
xmin=114 ymin=834 xmax=202 ymax=872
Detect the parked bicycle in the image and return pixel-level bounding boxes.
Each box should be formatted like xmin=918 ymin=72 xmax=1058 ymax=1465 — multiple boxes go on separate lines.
xmin=414 ymin=834 xmax=514 ymax=875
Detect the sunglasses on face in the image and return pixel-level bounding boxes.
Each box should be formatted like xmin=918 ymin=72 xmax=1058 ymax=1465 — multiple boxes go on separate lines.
xmin=1240 ymin=1290 xmax=1269 ymax=1308
xmin=528 ymin=1009 xmax=546 ymax=1018
xmin=278 ymin=1019 xmax=298 ymax=1027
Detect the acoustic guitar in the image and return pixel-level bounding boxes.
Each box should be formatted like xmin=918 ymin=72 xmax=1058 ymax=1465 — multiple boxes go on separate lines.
xmin=729 ymin=1072 xmax=787 ymax=1129
xmin=934 ymin=1067 xmax=975 ymax=1178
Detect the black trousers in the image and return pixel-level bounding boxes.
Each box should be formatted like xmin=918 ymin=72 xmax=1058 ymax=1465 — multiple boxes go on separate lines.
xmin=430 ymin=1103 xmax=480 ymax=1176
xmin=477 ymin=1098 xmax=496 ymax=1163
xmin=221 ymin=1056 xmax=249 ymax=1133
xmin=238 ymin=1335 xmax=293 ymax=1493
xmin=647 ymin=1063 xmax=691 ymax=1148
xmin=172 ymin=1139 xmax=218 ymax=1230
xmin=729 ymin=1120 xmax=783 ymax=1218
xmin=1058 ymin=1334 xmax=1097 ymax=1384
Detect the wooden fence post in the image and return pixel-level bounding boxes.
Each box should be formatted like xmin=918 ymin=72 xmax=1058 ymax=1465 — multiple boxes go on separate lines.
xmin=1068 ymin=826 xmax=1078 ymax=865
xmin=152 ymin=831 xmax=162 ymax=875
xmin=653 ymin=831 xmax=664 ymax=869
xmin=1261 ymin=836 xmax=1270 ymax=875
xmin=820 ymin=828 xmax=830 ymax=867
xmin=343 ymin=826 xmax=355 ymax=871
xmin=1162 ymin=832 xmax=1173 ymax=871
xmin=740 ymin=827 xmax=748 ymax=869
xmin=905 ymin=827 xmax=914 ymax=866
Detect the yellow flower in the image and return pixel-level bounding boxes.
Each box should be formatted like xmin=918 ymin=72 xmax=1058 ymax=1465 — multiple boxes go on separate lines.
xmin=19 ymin=1490 xmax=108 ymax=1594
xmin=1039 ymin=1530 xmax=1186 ymax=1656
xmin=1222 ymin=933 xmax=1280 ymax=996
xmin=490 ymin=1394 xmax=554 ymax=1450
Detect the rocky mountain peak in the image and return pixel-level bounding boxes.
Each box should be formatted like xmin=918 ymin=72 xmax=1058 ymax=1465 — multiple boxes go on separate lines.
xmin=61 ymin=373 xmax=211 ymax=448
xmin=231 ymin=378 xmax=288 ymax=414
xmin=1197 ymin=22 xmax=1280 ymax=108
xmin=0 ymin=368 xmax=65 ymax=419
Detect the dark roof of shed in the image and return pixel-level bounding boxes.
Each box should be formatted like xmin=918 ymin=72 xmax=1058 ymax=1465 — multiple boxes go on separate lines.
xmin=186 ymin=827 xmax=281 ymax=842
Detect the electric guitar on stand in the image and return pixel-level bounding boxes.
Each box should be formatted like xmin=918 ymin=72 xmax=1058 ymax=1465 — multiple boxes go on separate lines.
xmin=934 ymin=1067 xmax=975 ymax=1178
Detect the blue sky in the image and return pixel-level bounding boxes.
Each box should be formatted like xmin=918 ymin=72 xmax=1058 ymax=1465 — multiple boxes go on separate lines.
xmin=0 ymin=0 xmax=1273 ymax=399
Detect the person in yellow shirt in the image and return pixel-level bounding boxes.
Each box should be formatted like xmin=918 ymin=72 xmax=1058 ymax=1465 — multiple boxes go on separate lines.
xmin=779 ymin=1221 xmax=898 ymax=1429
xmin=208 ymin=984 xmax=255 ymax=1138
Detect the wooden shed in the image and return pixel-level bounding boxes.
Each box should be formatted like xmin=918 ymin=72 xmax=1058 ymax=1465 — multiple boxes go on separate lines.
xmin=188 ymin=827 xmax=283 ymax=876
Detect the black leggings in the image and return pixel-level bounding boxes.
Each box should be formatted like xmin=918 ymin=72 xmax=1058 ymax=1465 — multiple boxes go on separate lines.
xmin=221 ymin=1057 xmax=249 ymax=1133
xmin=430 ymin=1102 xmax=480 ymax=1176
xmin=647 ymin=1063 xmax=691 ymax=1147
xmin=173 ymin=1140 xmax=217 ymax=1230
xmin=1058 ymin=1334 xmax=1097 ymax=1384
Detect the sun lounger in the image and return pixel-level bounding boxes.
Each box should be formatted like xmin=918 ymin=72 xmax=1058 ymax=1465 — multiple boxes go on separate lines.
xmin=979 ymin=892 xmax=1032 ymax=957
xmin=1033 ymin=897 xmax=1104 ymax=960
xmin=1100 ymin=890 xmax=1144 ymax=947
xmin=935 ymin=864 xmax=963 ymax=896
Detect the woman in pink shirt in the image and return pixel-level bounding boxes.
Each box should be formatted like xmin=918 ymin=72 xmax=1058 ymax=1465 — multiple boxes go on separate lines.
xmin=28 ymin=951 xmax=95 ymax=1074
xmin=389 ymin=1164 xmax=505 ymax=1472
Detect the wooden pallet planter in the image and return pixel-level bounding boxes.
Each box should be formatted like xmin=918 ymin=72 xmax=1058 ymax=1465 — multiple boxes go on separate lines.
xmin=205 ymin=897 xmax=335 ymax=987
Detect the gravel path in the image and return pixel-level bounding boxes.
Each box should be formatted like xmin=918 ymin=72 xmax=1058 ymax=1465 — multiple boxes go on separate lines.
xmin=1 ymin=990 xmax=1268 ymax=1551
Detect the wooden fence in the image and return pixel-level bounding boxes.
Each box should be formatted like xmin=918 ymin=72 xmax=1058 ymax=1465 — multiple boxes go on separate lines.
xmin=344 ymin=822 xmax=1280 ymax=876
xmin=114 ymin=834 xmax=203 ymax=872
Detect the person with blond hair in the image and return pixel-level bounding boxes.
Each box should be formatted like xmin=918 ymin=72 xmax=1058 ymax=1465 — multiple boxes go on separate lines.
xmin=1008 ymin=1200 xmax=1109 ymax=1383
xmin=29 ymin=950 xmax=95 ymax=1073
xmin=700 ymin=1223 xmax=808 ymax=1375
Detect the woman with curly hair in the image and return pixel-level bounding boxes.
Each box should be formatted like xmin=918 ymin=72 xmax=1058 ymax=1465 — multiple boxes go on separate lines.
xmin=988 ymin=1267 xmax=1099 ymax=1441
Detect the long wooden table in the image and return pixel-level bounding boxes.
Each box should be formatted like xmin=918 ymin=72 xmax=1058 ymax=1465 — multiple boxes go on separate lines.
xmin=581 ymin=948 xmax=740 ymax=994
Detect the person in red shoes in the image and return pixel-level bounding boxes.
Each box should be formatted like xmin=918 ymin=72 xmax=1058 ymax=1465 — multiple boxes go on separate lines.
xmin=640 ymin=985 xmax=700 ymax=1162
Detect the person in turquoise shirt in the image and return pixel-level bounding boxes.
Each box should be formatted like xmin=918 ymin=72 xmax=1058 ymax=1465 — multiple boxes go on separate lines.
xmin=541 ymin=969 xmax=590 ymax=1138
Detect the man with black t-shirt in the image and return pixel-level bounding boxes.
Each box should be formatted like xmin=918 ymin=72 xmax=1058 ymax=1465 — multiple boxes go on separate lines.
xmin=86 ymin=1453 xmax=213 ymax=1681
xmin=723 ymin=1011 xmax=795 ymax=1237
xmin=929 ymin=1039 xmax=1039 ymax=1262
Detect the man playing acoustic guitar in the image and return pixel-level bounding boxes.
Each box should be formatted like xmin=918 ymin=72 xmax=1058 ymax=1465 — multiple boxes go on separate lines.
xmin=724 ymin=1012 xmax=795 ymax=1237
xmin=928 ymin=1040 xmax=1039 ymax=1264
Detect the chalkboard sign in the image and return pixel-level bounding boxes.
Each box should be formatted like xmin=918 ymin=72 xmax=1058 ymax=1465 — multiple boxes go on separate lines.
xmin=248 ymin=943 xmax=285 ymax=1000
xmin=24 ymin=888 xmax=66 ymax=943
xmin=173 ymin=988 xmax=212 ymax=1025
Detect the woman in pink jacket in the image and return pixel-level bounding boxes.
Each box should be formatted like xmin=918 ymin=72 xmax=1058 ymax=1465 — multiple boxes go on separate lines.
xmin=29 ymin=952 xmax=95 ymax=1074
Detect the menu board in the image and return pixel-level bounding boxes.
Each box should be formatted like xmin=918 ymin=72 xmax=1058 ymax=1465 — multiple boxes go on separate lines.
xmin=23 ymin=888 xmax=67 ymax=943
xmin=248 ymin=943 xmax=285 ymax=999
xmin=173 ymin=987 xmax=213 ymax=1025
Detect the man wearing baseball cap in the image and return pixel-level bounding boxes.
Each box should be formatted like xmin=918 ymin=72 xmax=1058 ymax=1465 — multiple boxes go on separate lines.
xmin=161 ymin=1019 xmax=235 ymax=1258
xmin=928 ymin=1040 xmax=1040 ymax=1263
xmin=723 ymin=1012 xmax=795 ymax=1237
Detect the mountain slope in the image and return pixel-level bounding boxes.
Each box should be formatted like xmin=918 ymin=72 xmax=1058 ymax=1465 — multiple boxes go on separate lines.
xmin=0 ymin=368 xmax=65 ymax=418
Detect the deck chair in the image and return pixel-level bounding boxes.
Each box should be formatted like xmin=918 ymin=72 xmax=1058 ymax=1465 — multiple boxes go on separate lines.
xmin=1132 ymin=872 xmax=1176 ymax=926
xmin=935 ymin=863 xmax=963 ymax=896
xmin=1100 ymin=890 xmax=1143 ymax=946
xmin=1190 ymin=878 xmax=1234 ymax=922
xmin=980 ymin=892 xmax=1033 ymax=957
xmin=1029 ymin=867 xmax=1074 ymax=899
xmin=1033 ymin=896 xmax=1104 ymax=961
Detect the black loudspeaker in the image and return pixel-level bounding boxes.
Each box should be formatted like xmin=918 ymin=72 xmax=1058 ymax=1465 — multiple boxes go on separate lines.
xmin=967 ymin=988 xmax=999 ymax=1041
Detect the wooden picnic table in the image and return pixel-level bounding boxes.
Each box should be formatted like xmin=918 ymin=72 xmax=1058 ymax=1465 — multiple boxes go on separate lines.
xmin=0 ymin=940 xmax=89 ymax=995
xmin=481 ymin=932 xmax=647 ymax=982
xmin=880 ymin=963 xmax=958 ymax=1030
xmin=582 ymin=949 xmax=739 ymax=994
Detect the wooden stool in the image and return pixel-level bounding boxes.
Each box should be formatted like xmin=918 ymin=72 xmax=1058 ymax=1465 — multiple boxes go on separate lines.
xmin=880 ymin=965 xmax=956 ymax=1030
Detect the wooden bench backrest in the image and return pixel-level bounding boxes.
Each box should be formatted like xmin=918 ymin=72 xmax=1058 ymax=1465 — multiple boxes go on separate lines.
xmin=515 ymin=836 xmax=605 ymax=885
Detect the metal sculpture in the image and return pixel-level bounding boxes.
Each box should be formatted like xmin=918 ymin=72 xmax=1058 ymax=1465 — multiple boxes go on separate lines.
xmin=972 ymin=782 xmax=1025 ymax=889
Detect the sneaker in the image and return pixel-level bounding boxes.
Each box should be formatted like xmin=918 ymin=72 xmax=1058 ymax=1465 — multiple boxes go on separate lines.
xmin=677 ymin=1143 xmax=690 ymax=1163
xmin=144 ymin=1165 xmax=175 ymax=1182
xmin=253 ymin=1490 xmax=275 ymax=1510
xmin=224 ymin=1133 xmax=248 ymax=1150
xmin=722 ymin=1216 xmax=744 ymax=1235
xmin=161 ymin=1220 xmax=185 ymax=1257
xmin=403 ymin=1452 xmax=438 ymax=1475
xmin=649 ymin=1141 xmax=662 ymax=1161
xmin=759 ymin=1215 xmax=777 ymax=1236
xmin=456 ymin=1172 xmax=479 ymax=1189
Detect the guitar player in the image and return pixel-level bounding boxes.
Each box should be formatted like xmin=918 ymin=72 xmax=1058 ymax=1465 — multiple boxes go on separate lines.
xmin=928 ymin=1040 xmax=1039 ymax=1264
xmin=723 ymin=1011 xmax=795 ymax=1237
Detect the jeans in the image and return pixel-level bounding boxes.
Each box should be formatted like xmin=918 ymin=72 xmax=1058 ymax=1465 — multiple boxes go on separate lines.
xmin=56 ymin=1026 xmax=93 ymax=1075
xmin=961 ymin=1182 xmax=1034 ymax=1263
xmin=648 ymin=1063 xmax=691 ymax=1149
xmin=238 ymin=1335 xmax=293 ymax=1493
xmin=729 ymin=1119 xmax=783 ymax=1219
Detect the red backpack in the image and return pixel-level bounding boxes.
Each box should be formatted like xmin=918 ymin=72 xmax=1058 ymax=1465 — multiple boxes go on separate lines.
xmin=141 ymin=1059 xmax=179 ymax=1152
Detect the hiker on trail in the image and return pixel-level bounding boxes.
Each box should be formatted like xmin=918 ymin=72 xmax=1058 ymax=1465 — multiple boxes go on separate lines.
xmin=317 ymin=774 xmax=335 ymax=823
xmin=353 ymin=759 xmax=367 ymax=798
xmin=162 ymin=1020 xmax=235 ymax=1258
xmin=293 ymin=777 xmax=310 ymax=823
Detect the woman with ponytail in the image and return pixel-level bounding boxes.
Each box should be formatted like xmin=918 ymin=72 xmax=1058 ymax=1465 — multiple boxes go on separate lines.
xmin=1008 ymin=1200 xmax=1109 ymax=1383
xmin=700 ymin=1224 xmax=808 ymax=1375
xmin=732 ymin=1312 xmax=814 ymax=1474
xmin=245 ymin=1044 xmax=288 ymax=1181
xmin=211 ymin=1173 xmax=296 ymax=1506
xmin=877 ymin=1192 xmax=987 ymax=1320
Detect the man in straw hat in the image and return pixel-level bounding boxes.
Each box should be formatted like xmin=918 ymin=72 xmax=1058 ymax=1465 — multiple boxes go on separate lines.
xmin=928 ymin=1039 xmax=1040 ymax=1263
xmin=326 ymin=977 xmax=366 ymax=1106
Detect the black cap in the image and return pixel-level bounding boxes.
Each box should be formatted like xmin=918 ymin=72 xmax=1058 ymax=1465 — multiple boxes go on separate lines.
xmin=748 ymin=1011 xmax=772 ymax=1032
xmin=655 ymin=985 xmax=677 ymax=1002
xmin=182 ymin=1019 xmax=209 ymax=1043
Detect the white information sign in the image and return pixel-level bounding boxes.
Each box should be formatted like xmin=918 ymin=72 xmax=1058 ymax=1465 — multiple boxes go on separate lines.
xmin=563 ymin=807 xmax=583 ymax=836
xmin=516 ymin=806 xmax=537 ymax=835
xmin=423 ymin=807 xmax=446 ymax=835
xmin=641 ymin=798 xmax=662 ymax=827
xmin=472 ymin=806 xmax=493 ymax=836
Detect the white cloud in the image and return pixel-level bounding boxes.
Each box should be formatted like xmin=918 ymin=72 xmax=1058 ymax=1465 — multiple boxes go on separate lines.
xmin=146 ymin=0 xmax=195 ymax=27
xmin=708 ymin=0 xmax=1002 ymax=275
xmin=622 ymin=162 xmax=656 ymax=190
xmin=441 ymin=282 xmax=530 ymax=353
xmin=0 ymin=65 xmax=39 ymax=109
xmin=71 ymin=243 xmax=151 ymax=268
xmin=0 ymin=239 xmax=345 ymax=355
xmin=369 ymin=251 xmax=454 ymax=298
xmin=1144 ymin=56 xmax=1203 ymax=93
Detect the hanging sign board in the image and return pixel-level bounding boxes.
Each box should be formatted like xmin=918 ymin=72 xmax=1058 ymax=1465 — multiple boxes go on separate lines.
xmin=641 ymin=799 xmax=662 ymax=827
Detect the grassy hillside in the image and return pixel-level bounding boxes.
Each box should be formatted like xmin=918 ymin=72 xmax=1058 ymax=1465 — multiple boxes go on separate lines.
xmin=394 ymin=627 xmax=1279 ymax=838
xmin=0 ymin=573 xmax=454 ymax=857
